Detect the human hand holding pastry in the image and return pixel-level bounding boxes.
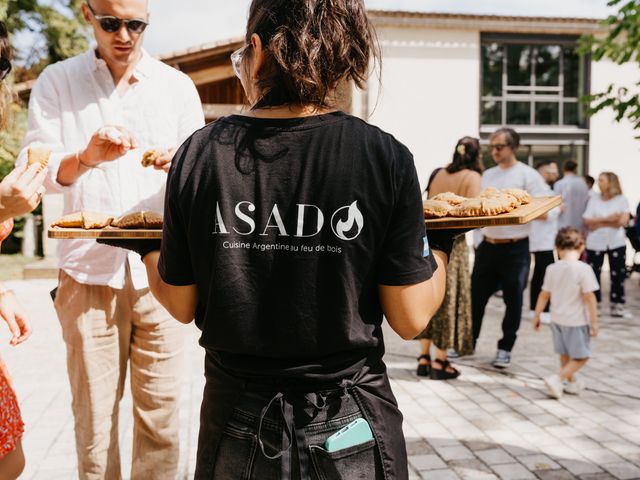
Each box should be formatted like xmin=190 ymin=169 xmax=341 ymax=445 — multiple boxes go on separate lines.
xmin=0 ymin=163 xmax=48 ymax=223
xmin=78 ymin=126 xmax=138 ymax=168
xmin=142 ymin=147 xmax=176 ymax=173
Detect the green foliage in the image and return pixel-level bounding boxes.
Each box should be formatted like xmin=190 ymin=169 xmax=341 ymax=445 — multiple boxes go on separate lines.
xmin=579 ymin=0 xmax=640 ymax=135
xmin=0 ymin=103 xmax=26 ymax=181
xmin=1 ymin=0 xmax=89 ymax=70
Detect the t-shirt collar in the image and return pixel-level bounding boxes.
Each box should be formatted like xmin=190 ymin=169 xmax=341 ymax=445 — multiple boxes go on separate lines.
xmin=88 ymin=48 xmax=152 ymax=81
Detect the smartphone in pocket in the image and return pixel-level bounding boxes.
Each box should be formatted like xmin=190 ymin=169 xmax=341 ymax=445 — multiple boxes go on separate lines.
xmin=324 ymin=418 xmax=374 ymax=453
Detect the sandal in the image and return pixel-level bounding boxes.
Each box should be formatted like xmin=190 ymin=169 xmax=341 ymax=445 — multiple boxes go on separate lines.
xmin=430 ymin=358 xmax=461 ymax=380
xmin=416 ymin=354 xmax=431 ymax=377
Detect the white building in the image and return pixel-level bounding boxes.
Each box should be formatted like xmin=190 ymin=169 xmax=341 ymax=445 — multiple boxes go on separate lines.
xmin=362 ymin=11 xmax=640 ymax=209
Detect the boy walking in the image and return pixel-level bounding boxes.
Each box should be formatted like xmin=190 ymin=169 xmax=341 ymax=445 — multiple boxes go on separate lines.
xmin=533 ymin=227 xmax=599 ymax=399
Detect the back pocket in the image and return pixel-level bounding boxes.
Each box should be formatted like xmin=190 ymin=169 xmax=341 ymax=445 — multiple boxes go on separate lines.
xmin=309 ymin=439 xmax=381 ymax=480
xmin=213 ymin=420 xmax=258 ymax=480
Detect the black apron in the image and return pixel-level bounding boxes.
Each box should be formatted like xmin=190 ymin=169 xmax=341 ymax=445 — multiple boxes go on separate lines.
xmin=194 ymin=351 xmax=409 ymax=480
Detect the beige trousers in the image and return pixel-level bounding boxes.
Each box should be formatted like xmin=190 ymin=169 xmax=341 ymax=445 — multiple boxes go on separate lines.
xmin=54 ymin=268 xmax=185 ymax=480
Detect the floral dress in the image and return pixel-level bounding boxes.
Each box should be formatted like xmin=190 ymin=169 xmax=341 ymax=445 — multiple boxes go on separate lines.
xmin=0 ymin=218 xmax=24 ymax=458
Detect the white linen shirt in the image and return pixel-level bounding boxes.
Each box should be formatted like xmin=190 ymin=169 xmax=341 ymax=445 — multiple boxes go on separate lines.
xmin=583 ymin=194 xmax=630 ymax=251
xmin=480 ymin=162 xmax=549 ymax=240
xmin=553 ymin=173 xmax=589 ymax=230
xmin=18 ymin=49 xmax=205 ymax=288
xmin=529 ymin=205 xmax=560 ymax=252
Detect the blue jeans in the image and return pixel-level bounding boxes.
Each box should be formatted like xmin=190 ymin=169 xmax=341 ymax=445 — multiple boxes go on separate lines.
xmin=212 ymin=388 xmax=384 ymax=479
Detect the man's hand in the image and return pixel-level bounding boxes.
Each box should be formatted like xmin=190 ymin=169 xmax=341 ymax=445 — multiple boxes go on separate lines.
xmin=0 ymin=163 xmax=47 ymax=223
xmin=590 ymin=322 xmax=599 ymax=337
xmin=79 ymin=126 xmax=138 ymax=168
xmin=0 ymin=289 xmax=32 ymax=346
xmin=151 ymin=147 xmax=177 ymax=173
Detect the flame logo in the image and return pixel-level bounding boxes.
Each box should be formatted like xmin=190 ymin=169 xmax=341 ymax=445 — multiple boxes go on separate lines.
xmin=331 ymin=201 xmax=364 ymax=241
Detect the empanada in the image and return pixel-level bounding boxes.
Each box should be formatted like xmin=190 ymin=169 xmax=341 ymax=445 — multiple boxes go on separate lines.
xmin=502 ymin=188 xmax=531 ymax=205
xmin=82 ymin=212 xmax=113 ymax=230
xmin=112 ymin=212 xmax=146 ymax=229
xmin=451 ymin=198 xmax=483 ymax=217
xmin=28 ymin=147 xmax=51 ymax=171
xmin=431 ymin=192 xmax=467 ymax=206
xmin=51 ymin=212 xmax=83 ymax=228
xmin=423 ymin=200 xmax=453 ymax=218
xmin=143 ymin=212 xmax=163 ymax=229
xmin=479 ymin=187 xmax=500 ymax=198
xmin=141 ymin=150 xmax=160 ymax=168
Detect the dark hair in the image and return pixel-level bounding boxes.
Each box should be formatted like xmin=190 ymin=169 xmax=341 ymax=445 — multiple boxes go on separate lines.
xmin=244 ymin=0 xmax=379 ymax=108
xmin=584 ymin=175 xmax=595 ymax=188
xmin=490 ymin=127 xmax=520 ymax=150
xmin=446 ymin=136 xmax=482 ymax=174
xmin=0 ymin=21 xmax=11 ymax=129
xmin=555 ymin=227 xmax=585 ymax=251
xmin=535 ymin=159 xmax=555 ymax=171
xmin=564 ymin=160 xmax=578 ymax=173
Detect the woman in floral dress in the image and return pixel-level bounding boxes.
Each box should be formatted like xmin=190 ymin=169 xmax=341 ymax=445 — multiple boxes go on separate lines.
xmin=0 ymin=20 xmax=47 ymax=478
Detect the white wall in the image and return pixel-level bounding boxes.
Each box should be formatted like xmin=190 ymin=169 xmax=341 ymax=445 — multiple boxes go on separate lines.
xmin=367 ymin=27 xmax=480 ymax=191
xmin=589 ymin=58 xmax=640 ymax=210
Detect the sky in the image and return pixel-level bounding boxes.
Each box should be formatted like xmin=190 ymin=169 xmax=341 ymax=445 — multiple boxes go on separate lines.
xmin=143 ymin=0 xmax=616 ymax=57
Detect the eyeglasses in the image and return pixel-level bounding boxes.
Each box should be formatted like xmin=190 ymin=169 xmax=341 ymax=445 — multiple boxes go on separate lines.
xmin=490 ymin=143 xmax=508 ymax=152
xmin=0 ymin=57 xmax=11 ymax=82
xmin=230 ymin=44 xmax=249 ymax=79
xmin=86 ymin=2 xmax=148 ymax=34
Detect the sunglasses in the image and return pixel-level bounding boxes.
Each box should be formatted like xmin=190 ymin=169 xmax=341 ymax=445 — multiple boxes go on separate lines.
xmin=0 ymin=57 xmax=11 ymax=82
xmin=86 ymin=2 xmax=148 ymax=34
xmin=490 ymin=143 xmax=508 ymax=152
xmin=230 ymin=44 xmax=249 ymax=79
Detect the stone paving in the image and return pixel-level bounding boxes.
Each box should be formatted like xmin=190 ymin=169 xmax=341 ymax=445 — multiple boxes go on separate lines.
xmin=1 ymin=273 xmax=639 ymax=479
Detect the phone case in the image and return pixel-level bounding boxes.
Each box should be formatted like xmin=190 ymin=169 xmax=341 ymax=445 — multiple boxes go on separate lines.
xmin=324 ymin=418 xmax=374 ymax=452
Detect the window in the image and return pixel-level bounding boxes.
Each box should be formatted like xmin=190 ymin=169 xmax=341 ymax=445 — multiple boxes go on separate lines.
xmin=480 ymin=35 xmax=589 ymax=128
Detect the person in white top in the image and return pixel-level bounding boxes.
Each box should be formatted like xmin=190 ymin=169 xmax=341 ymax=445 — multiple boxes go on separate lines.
xmin=528 ymin=160 xmax=560 ymax=322
xmin=553 ymin=160 xmax=589 ymax=230
xmin=583 ymin=172 xmax=630 ymax=318
xmin=533 ymin=227 xmax=599 ymax=399
xmin=471 ymin=128 xmax=549 ymax=369
xmin=17 ymin=1 xmax=205 ymax=478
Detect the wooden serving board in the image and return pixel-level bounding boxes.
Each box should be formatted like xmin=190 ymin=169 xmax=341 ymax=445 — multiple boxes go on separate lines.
xmin=48 ymin=226 xmax=162 ymax=239
xmin=425 ymin=196 xmax=562 ymax=230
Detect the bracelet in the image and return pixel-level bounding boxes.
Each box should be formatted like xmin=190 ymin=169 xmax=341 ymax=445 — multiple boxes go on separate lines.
xmin=76 ymin=151 xmax=95 ymax=169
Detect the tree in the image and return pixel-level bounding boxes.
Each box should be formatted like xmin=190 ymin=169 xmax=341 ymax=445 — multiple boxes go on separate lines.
xmin=1 ymin=0 xmax=90 ymax=81
xmin=580 ymin=0 xmax=640 ymax=134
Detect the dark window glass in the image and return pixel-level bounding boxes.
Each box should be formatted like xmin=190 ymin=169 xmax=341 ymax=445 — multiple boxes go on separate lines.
xmin=507 ymin=101 xmax=530 ymax=124
xmin=507 ymin=45 xmax=531 ymax=86
xmin=535 ymin=102 xmax=559 ymax=125
xmin=535 ymin=46 xmax=561 ymax=87
xmin=563 ymin=47 xmax=583 ymax=98
xmin=482 ymin=43 xmax=504 ymax=96
xmin=481 ymin=100 xmax=502 ymax=124
xmin=563 ymin=102 xmax=585 ymax=127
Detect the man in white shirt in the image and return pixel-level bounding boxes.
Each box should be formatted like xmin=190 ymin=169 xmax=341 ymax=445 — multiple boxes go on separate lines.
xmin=554 ymin=160 xmax=589 ymax=230
xmin=18 ymin=1 xmax=205 ymax=478
xmin=471 ymin=128 xmax=548 ymax=368
xmin=528 ymin=161 xmax=560 ymax=322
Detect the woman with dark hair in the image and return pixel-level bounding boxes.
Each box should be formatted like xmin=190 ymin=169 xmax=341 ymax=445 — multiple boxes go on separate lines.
xmin=416 ymin=137 xmax=481 ymax=379
xmin=102 ymin=0 xmax=459 ymax=478
xmin=0 ymin=20 xmax=47 ymax=480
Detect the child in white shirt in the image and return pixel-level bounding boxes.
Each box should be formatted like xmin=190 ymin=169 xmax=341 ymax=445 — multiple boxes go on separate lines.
xmin=533 ymin=227 xmax=599 ymax=399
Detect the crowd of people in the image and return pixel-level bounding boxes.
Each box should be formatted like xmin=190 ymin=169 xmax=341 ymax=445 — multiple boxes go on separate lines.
xmin=0 ymin=0 xmax=637 ymax=478
xmin=417 ymin=128 xmax=634 ymax=401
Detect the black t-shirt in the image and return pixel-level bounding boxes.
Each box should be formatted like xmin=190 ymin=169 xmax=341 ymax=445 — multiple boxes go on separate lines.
xmin=158 ymin=111 xmax=437 ymax=379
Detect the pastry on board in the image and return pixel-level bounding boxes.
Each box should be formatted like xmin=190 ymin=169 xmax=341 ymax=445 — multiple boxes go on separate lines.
xmin=51 ymin=211 xmax=112 ymax=229
xmin=423 ymin=200 xmax=454 ymax=218
xmin=502 ymin=188 xmax=531 ymax=205
xmin=431 ymin=192 xmax=467 ymax=205
xmin=112 ymin=211 xmax=163 ymax=229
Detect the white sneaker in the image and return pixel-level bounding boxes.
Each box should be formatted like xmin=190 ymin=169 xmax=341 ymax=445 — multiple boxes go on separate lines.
xmin=611 ymin=303 xmax=625 ymax=317
xmin=563 ymin=378 xmax=585 ymax=395
xmin=544 ymin=374 xmax=564 ymax=399
xmin=540 ymin=312 xmax=551 ymax=324
xmin=492 ymin=349 xmax=511 ymax=368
